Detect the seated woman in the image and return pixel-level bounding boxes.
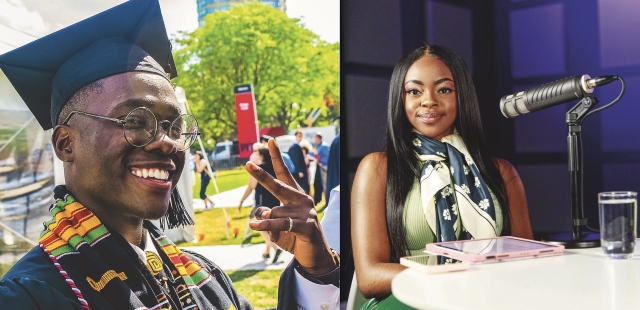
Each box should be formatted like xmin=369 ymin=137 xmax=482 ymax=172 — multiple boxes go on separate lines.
xmin=351 ymin=45 xmax=533 ymax=309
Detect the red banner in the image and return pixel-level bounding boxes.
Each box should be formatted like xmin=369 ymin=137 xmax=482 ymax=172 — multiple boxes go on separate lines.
xmin=234 ymin=84 xmax=259 ymax=158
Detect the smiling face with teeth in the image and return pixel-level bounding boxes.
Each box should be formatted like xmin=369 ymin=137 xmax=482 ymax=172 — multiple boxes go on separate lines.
xmin=130 ymin=168 xmax=170 ymax=181
xmin=403 ymin=55 xmax=458 ymax=141
xmin=55 ymin=72 xmax=185 ymax=232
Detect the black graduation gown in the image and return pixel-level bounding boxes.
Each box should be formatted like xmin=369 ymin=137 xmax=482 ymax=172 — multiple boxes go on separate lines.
xmin=0 ymin=241 xmax=305 ymax=309
xmin=287 ymin=143 xmax=310 ymax=194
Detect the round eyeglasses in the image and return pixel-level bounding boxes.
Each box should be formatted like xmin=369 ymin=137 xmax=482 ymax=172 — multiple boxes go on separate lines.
xmin=62 ymin=107 xmax=200 ymax=151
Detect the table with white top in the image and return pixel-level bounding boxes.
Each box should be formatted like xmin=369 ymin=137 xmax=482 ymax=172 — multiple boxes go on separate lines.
xmin=391 ymin=246 xmax=640 ymax=310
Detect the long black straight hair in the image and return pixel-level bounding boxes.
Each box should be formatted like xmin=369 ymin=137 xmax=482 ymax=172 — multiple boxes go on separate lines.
xmin=385 ymin=45 xmax=511 ymax=263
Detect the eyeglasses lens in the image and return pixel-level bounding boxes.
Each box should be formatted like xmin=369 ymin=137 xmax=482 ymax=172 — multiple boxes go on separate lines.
xmin=170 ymin=114 xmax=198 ymax=151
xmin=123 ymin=108 xmax=157 ymax=147
xmin=123 ymin=107 xmax=198 ymax=150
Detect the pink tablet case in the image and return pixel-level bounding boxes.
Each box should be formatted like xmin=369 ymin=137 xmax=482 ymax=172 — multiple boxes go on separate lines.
xmin=425 ymin=236 xmax=565 ymax=263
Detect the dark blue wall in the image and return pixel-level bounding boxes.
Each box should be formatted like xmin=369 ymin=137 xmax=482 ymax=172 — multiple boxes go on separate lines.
xmin=499 ymin=0 xmax=640 ymax=235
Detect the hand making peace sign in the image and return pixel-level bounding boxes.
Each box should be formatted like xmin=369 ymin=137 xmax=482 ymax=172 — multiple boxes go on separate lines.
xmin=245 ymin=139 xmax=337 ymax=275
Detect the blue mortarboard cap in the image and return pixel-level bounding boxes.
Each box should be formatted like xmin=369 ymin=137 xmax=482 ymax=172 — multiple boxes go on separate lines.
xmin=0 ymin=0 xmax=177 ymax=130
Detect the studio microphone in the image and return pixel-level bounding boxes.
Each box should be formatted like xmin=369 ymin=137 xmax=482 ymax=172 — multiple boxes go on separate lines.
xmin=499 ymin=75 xmax=618 ymax=118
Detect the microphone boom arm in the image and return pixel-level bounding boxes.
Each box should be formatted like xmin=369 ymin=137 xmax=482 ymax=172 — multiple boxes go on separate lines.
xmin=566 ymin=96 xmax=597 ymax=240
xmin=543 ymin=76 xmax=625 ymax=248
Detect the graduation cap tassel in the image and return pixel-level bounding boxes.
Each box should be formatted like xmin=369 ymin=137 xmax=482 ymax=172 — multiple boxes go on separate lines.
xmin=160 ymin=188 xmax=194 ymax=230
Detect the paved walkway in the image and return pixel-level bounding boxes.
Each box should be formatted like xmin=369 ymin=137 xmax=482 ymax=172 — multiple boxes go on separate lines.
xmin=182 ymin=243 xmax=293 ymax=271
xmin=193 ymin=185 xmax=254 ymax=210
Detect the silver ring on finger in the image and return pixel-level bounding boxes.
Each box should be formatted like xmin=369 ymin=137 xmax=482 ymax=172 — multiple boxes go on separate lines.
xmin=285 ymin=217 xmax=293 ymax=233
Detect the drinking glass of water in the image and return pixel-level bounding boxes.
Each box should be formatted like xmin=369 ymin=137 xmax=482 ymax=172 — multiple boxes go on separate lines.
xmin=598 ymin=191 xmax=637 ymax=259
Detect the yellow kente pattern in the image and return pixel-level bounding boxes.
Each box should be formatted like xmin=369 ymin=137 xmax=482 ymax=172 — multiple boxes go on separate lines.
xmin=86 ymin=270 xmax=128 ymax=292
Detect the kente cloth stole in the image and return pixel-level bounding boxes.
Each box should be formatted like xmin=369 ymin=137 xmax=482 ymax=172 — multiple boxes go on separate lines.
xmin=412 ymin=132 xmax=498 ymax=243
xmin=38 ymin=186 xmax=213 ymax=310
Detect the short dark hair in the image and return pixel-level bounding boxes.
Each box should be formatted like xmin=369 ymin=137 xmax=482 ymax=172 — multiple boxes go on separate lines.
xmin=257 ymin=147 xmax=272 ymax=166
xmin=194 ymin=151 xmax=204 ymax=160
xmin=56 ymin=79 xmax=104 ymax=125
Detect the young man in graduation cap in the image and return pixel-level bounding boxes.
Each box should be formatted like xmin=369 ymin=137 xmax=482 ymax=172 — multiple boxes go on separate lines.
xmin=0 ymin=0 xmax=339 ymax=309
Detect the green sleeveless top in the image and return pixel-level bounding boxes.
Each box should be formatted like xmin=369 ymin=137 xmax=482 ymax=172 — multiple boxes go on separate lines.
xmin=403 ymin=162 xmax=503 ymax=256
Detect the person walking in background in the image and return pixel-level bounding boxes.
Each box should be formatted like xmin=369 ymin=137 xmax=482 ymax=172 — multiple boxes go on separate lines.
xmin=295 ymin=129 xmax=314 ymax=177
xmin=294 ymin=128 xmax=310 ymax=146
xmin=314 ymin=132 xmax=330 ymax=187
xmin=301 ymin=144 xmax=313 ymax=190
xmin=195 ymin=151 xmax=214 ymax=209
xmin=288 ymin=142 xmax=310 ymax=194
xmin=238 ymin=147 xmax=283 ymax=263
xmin=313 ymin=132 xmax=330 ymax=205
xmin=296 ymin=129 xmax=313 ymax=167
xmin=249 ymin=142 xmax=263 ymax=165
xmin=239 ymin=142 xmax=263 ymax=243
xmin=295 ymin=129 xmax=303 ymax=143
xmin=301 ymin=145 xmax=311 ymax=168
xmin=313 ymin=159 xmax=324 ymax=206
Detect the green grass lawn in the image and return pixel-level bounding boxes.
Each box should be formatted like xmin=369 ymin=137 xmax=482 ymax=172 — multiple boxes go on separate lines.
xmin=183 ymin=164 xmax=328 ymax=310
xmin=187 ymin=166 xmax=327 ymax=246
xmin=227 ymin=269 xmax=280 ymax=309
xmin=178 ymin=206 xmax=263 ymax=246
xmin=192 ymin=168 xmax=251 ymax=200
xmin=177 ymin=202 xmax=326 ymax=247
xmin=177 ymin=200 xmax=325 ymax=309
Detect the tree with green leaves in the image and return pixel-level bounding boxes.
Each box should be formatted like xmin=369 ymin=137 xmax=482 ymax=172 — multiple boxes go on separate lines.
xmin=173 ymin=2 xmax=339 ymax=146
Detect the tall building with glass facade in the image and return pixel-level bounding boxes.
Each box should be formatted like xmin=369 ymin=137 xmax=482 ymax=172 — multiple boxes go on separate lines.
xmin=197 ymin=0 xmax=286 ymax=26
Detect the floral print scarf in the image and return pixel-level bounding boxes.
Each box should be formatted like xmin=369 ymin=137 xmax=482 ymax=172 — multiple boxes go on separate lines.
xmin=412 ymin=132 xmax=498 ymax=243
